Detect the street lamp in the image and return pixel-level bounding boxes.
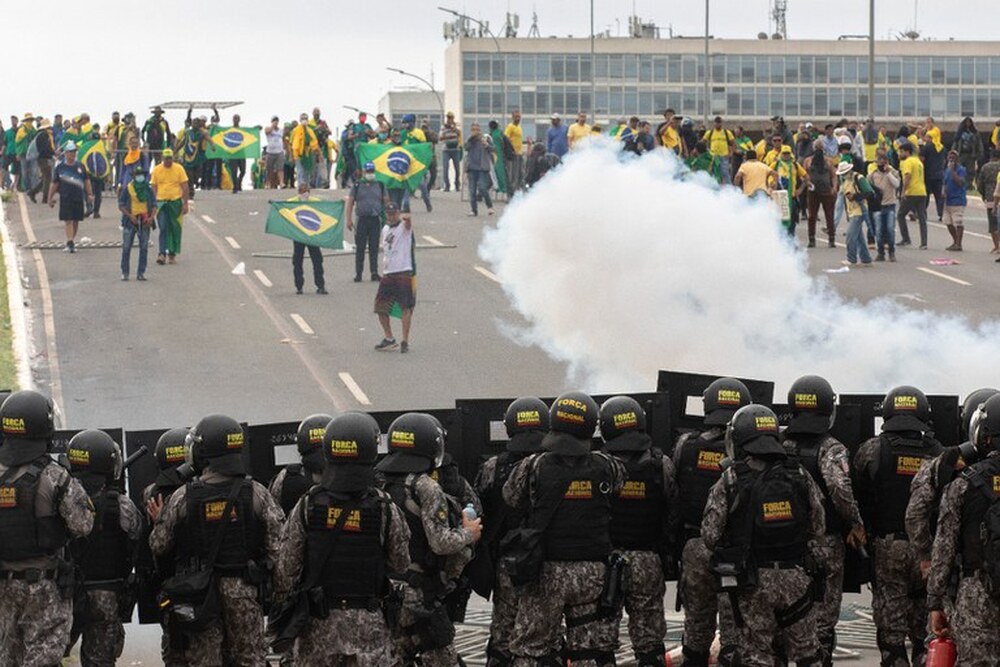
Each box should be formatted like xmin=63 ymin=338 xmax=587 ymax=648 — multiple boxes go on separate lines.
xmin=342 ymin=105 xmax=372 ymax=117
xmin=439 ymin=6 xmax=508 ymax=121
xmin=386 ymin=67 xmax=446 ymax=130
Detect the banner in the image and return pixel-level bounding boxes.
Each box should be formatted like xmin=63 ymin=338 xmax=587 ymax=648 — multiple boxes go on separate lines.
xmin=265 ymin=200 xmax=345 ymax=249
xmin=206 ymin=126 xmax=260 ymax=160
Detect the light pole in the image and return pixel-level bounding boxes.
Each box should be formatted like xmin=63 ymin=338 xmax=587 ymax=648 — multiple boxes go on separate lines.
xmin=387 ymin=67 xmax=446 ymax=130
xmin=868 ymin=0 xmax=875 ymax=121
xmin=704 ymin=0 xmax=710 ymax=125
xmin=439 ymin=7 xmax=508 ymax=121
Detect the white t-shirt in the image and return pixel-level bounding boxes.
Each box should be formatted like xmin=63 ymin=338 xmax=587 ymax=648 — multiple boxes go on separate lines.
xmin=265 ymin=127 xmax=284 ymax=154
xmin=381 ymin=223 xmax=414 ymax=274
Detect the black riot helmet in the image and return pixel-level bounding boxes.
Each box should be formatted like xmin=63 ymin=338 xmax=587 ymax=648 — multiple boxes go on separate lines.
xmin=542 ymin=391 xmax=599 ymax=456
xmin=972 ymin=394 xmax=1000 ymax=454
xmin=504 ymin=396 xmax=549 ymax=453
xmin=297 ymin=413 xmax=333 ymax=475
xmin=599 ymin=395 xmax=650 ymax=451
xmin=0 ymin=390 xmax=55 ymax=466
xmin=155 ymin=428 xmax=190 ymax=471
xmin=726 ymin=404 xmax=785 ymax=460
xmin=961 ymin=388 xmax=999 ymax=438
xmin=786 ymin=375 xmax=837 ymax=435
xmin=68 ymin=429 xmax=123 ymax=482
xmin=703 ymin=378 xmax=752 ymax=426
xmin=186 ymin=414 xmax=246 ymax=476
xmin=881 ymin=386 xmax=931 ymax=433
xmin=321 ymin=411 xmax=380 ymax=492
xmin=375 ymin=412 xmax=445 ymax=475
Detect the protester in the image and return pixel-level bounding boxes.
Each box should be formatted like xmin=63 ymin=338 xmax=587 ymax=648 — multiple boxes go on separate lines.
xmin=47 ymin=141 xmax=93 ymax=253
xmin=921 ymin=119 xmax=946 ymax=221
xmin=150 ymin=148 xmax=188 ymax=265
xmin=804 ymin=140 xmax=838 ymax=248
xmin=838 ymin=161 xmax=873 ymax=266
xmin=263 ymin=116 xmax=284 ymax=189
xmin=952 ymin=116 xmax=983 ymax=184
xmin=440 ymin=111 xmax=462 ymax=192
xmin=897 ymin=142 xmax=928 ymax=249
xmin=464 ymin=122 xmax=495 ymax=217
xmin=734 ymin=150 xmax=776 ymax=198
xmin=228 ymin=113 xmax=246 ymax=194
xmin=488 ymin=119 xmax=511 ymax=198
xmin=29 ymin=118 xmax=56 ymax=204
xmin=16 ymin=113 xmax=37 ymax=197
xmin=976 ymin=149 xmax=1000 ymax=254
xmin=566 ymin=112 xmax=591 ymax=150
xmin=868 ymin=152 xmax=900 ymax=262
xmin=373 ymin=203 xmax=414 ymax=353
xmin=546 ymin=113 xmax=568 ymax=158
xmin=1 ymin=116 xmax=16 ymax=190
xmin=656 ymin=109 xmax=684 ymax=155
xmin=345 ymin=161 xmax=388 ymax=283
xmin=504 ymin=109 xmax=525 ymax=192
xmin=774 ymin=145 xmax=808 ymax=234
xmin=142 ymin=106 xmax=171 ymax=160
xmin=943 ymin=149 xmax=968 ymax=252
xmin=703 ymin=116 xmax=735 ymax=185
xmin=290 ymin=113 xmax=319 ymax=189
xmin=287 ymin=182 xmax=326 ymax=295
xmin=118 ymin=165 xmax=155 ymax=281
xmin=623 ymin=121 xmax=655 ymax=155
xmin=118 ymin=133 xmax=150 ymax=190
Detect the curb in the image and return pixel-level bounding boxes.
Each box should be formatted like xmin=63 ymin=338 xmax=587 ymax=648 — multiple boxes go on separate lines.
xmin=0 ymin=196 xmax=34 ymax=391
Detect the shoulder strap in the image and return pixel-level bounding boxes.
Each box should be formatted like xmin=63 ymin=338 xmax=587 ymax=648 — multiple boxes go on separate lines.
xmin=203 ymin=479 xmax=249 ymax=570
xmin=302 ymin=494 xmax=366 ymax=590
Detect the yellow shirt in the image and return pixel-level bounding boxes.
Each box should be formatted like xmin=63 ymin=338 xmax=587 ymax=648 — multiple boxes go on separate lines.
xmin=755 ymin=138 xmax=768 ymax=160
xmin=840 ymin=174 xmax=864 ymax=218
xmin=703 ymin=128 xmax=734 ymax=157
xmin=900 ymin=155 xmax=926 ymax=196
xmin=736 ymin=160 xmax=772 ymax=195
xmin=992 ymin=126 xmax=1000 ymax=150
xmin=504 ymin=123 xmax=524 ymax=154
xmin=291 ymin=125 xmax=319 ymax=160
xmin=659 ymin=125 xmax=680 ymax=151
xmin=150 ymin=163 xmax=189 ymax=202
xmin=763 ymin=146 xmax=792 ymax=168
xmin=566 ymin=123 xmax=591 ymax=148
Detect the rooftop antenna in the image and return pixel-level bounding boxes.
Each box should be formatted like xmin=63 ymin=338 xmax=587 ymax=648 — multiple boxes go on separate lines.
xmin=771 ymin=0 xmax=788 ymax=40
xmin=527 ymin=9 xmax=540 ymax=37
xmin=503 ymin=12 xmax=519 ymax=37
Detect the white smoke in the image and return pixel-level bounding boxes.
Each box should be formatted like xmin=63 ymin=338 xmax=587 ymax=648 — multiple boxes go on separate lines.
xmin=480 ymin=141 xmax=1000 ymax=398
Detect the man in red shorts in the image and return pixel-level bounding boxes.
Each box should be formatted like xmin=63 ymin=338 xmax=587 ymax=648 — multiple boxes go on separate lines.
xmin=374 ymin=202 xmax=416 ymax=353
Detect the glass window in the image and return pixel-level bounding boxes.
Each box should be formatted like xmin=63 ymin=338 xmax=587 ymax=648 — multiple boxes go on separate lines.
xmin=477 ymin=89 xmax=491 ymax=112
xmin=552 ymin=56 xmax=565 ymax=82
xmin=992 ymin=59 xmax=1000 ymax=85
xmin=595 ymin=90 xmax=609 ymax=115
xmin=756 ymin=56 xmax=770 ymax=84
xmin=873 ymin=58 xmax=887 ymax=85
xmin=666 ymin=87 xmax=683 ymax=112
xmin=916 ymin=89 xmax=930 ymax=116
xmin=930 ymin=93 xmax=946 ymax=116
xmin=654 ymin=57 xmax=667 ymax=82
xmin=799 ymin=87 xmax=813 ymax=116
xmin=639 ymin=55 xmax=653 ymax=82
xmin=992 ymin=91 xmax=1000 ymax=117
xmin=799 ymin=56 xmax=813 ymax=83
xmin=463 ymin=87 xmax=475 ymax=113
xmin=858 ymin=92 xmax=868 ymax=118
xmin=610 ymin=88 xmax=624 ymax=115
xmin=815 ymin=89 xmax=827 ymax=116
xmin=463 ymin=54 xmax=476 ymax=81
xmin=887 ymin=89 xmax=901 ymax=117
xmin=640 ymin=92 xmax=653 ymax=115
xmin=493 ymin=57 xmax=505 ymax=81
xmin=476 ymin=54 xmax=490 ymax=81
xmin=975 ymin=58 xmax=989 ymax=85
xmin=931 ymin=58 xmax=945 ymax=84
xmin=770 ymin=87 xmax=783 ymax=115
xmin=977 ymin=91 xmax=989 ymax=117
xmin=901 ymin=58 xmax=915 ymax=84
xmin=785 ymin=88 xmax=799 ymax=116
xmin=492 ymin=88 xmax=503 ymax=114
xmin=595 ymin=55 xmax=608 ymax=80
xmin=858 ymin=58 xmax=869 ymax=84
xmin=668 ymin=56 xmax=681 ymax=82
xmin=520 ymin=90 xmax=535 ymax=114
xmin=814 ymin=57 xmax=828 ymax=83
xmin=682 ymin=56 xmax=697 ymax=82
xmin=711 ymin=86 xmax=725 ymax=115
xmin=536 ymin=89 xmax=549 ymax=115
xmin=887 ymin=59 xmax=901 ymax=84
xmin=829 ymin=89 xmax=843 ymax=116
xmin=917 ymin=58 xmax=930 ymax=84
xmin=506 ymin=54 xmax=520 ymax=81
xmin=727 ymin=89 xmax=740 ymax=114
xmin=536 ymin=55 xmax=550 ymax=81
xmin=961 ymin=58 xmax=974 ymax=85
xmin=875 ymin=89 xmax=887 ymax=118
xmin=522 ymin=55 xmax=535 ymax=81
xmin=566 ymin=56 xmax=579 ymax=82
xmin=961 ymin=91 xmax=975 ymax=117
xmin=654 ymin=92 xmax=667 ymax=113
xmin=844 ymin=89 xmax=857 ymax=116
xmin=742 ymin=56 xmax=756 ymax=82
xmin=741 ymin=88 xmax=755 ymax=116
xmin=902 ymin=89 xmax=915 ymax=117
xmin=565 ymin=90 xmax=579 ymax=112
xmin=946 ymin=59 xmax=959 ymax=84
xmin=947 ymin=91 xmax=959 ymax=116
xmin=771 ymin=57 xmax=784 ymax=84
xmin=507 ymin=89 xmax=520 ymax=111
xmin=549 ymin=88 xmax=564 ymax=113
xmin=727 ymin=56 xmax=741 ymax=83
xmin=624 ymin=90 xmax=638 ymax=114
xmin=682 ymin=87 xmax=698 ymax=115
xmin=611 ymin=55 xmax=624 ymax=79
xmin=580 ymin=92 xmax=592 ymax=113
xmin=844 ymin=57 xmax=858 ymax=84
xmin=580 ymin=56 xmax=592 ymax=83
xmin=756 ymin=89 xmax=770 ymax=117
xmin=785 ymin=57 xmax=798 ymax=84
xmin=712 ymin=58 xmax=725 ymax=83
xmin=829 ymin=58 xmax=843 ymax=84
xmin=624 ymin=55 xmax=638 ymax=80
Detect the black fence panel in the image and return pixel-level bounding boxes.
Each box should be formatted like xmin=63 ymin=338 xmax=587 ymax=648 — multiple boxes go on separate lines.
xmin=839 ymin=394 xmax=961 ymax=447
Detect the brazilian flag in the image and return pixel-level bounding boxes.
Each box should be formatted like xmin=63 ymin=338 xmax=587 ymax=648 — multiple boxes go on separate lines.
xmin=265 ymin=200 xmax=345 ymax=249
xmin=206 ymin=126 xmax=260 ymax=160
xmin=356 ymin=142 xmax=432 ymax=190
xmin=79 ymin=140 xmax=111 ymax=180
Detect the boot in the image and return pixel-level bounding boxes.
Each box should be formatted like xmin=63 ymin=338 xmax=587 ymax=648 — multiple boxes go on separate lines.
xmin=807 ymin=237 xmax=816 ymax=248
xmin=827 ymin=234 xmax=836 ymax=249
xmin=946 ymin=224 xmax=960 ymax=251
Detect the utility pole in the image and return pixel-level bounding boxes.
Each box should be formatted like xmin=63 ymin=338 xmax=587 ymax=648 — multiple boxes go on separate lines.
xmin=868 ymin=0 xmax=875 ymax=120
xmin=704 ymin=0 xmax=710 ymax=124
xmin=590 ymin=0 xmax=595 ymax=120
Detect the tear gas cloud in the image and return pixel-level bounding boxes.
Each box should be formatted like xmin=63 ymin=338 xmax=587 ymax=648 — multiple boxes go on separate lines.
xmin=480 ymin=142 xmax=1000 ymax=398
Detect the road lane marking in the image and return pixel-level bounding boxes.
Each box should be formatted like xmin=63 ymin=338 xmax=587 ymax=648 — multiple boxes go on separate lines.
xmin=290 ymin=313 xmax=315 ymax=335
xmin=225 ymin=236 xmax=241 ymax=249
xmin=474 ymin=265 xmax=500 ymax=283
xmin=916 ymin=267 xmax=971 ymax=286
xmin=1 ymin=198 xmax=34 ymax=391
xmin=338 ymin=372 xmax=372 ymax=406
xmin=927 ymin=221 xmax=990 ymax=241
xmin=253 ymin=270 xmax=272 ymax=287
xmin=422 ymin=235 xmax=444 ymax=246
xmin=201 ymin=214 xmax=216 ymax=224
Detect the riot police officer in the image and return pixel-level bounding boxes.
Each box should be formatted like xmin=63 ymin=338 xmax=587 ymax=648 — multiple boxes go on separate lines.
xmin=600 ymin=395 xmax=678 ymax=667
xmin=503 ymin=391 xmax=626 ymax=666
xmin=274 ymin=411 xmax=411 ymax=664
xmin=672 ymin=377 xmax=751 ymax=667
xmin=854 ymin=386 xmax=942 ymax=667
xmin=67 ymin=429 xmax=144 ymax=667
xmin=0 ymin=390 xmax=94 ymax=667
xmin=142 ymin=427 xmax=194 ymax=508
xmin=268 ymin=413 xmax=332 ymax=515
xmin=927 ymin=393 xmax=1000 ymax=664
xmin=148 ymin=414 xmax=285 ymax=666
xmin=376 ymin=412 xmax=483 ymax=667
xmin=702 ymin=405 xmax=826 ymax=667
xmin=476 ymin=396 xmax=549 ymax=666
xmin=781 ymin=375 xmax=866 ymax=666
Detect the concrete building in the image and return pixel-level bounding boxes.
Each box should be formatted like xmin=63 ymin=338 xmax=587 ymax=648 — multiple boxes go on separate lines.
xmin=445 ymin=36 xmax=1000 ymax=140
xmin=377 ymin=89 xmax=445 ymax=131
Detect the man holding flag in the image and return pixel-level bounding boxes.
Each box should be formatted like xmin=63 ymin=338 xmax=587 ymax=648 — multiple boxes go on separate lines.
xmin=150 ymin=149 xmax=188 ymax=265
xmin=373 ymin=202 xmax=415 ymax=353
xmin=291 ymin=113 xmax=320 ymax=188
xmin=286 ymin=182 xmax=327 ymax=295
xmin=264 ymin=182 xmax=345 ymax=294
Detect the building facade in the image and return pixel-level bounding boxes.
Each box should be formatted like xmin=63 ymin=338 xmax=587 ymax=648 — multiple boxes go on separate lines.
xmin=378 ymin=89 xmax=445 ymax=131
xmin=445 ymin=36 xmax=1000 ymax=140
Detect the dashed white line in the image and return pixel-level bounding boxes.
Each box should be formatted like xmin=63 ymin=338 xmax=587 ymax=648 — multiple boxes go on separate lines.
xmin=916 ymin=267 xmax=971 ymax=286
xmin=422 ymin=235 xmax=444 ymax=246
xmin=225 ymin=236 xmax=241 ymax=249
xmin=927 ymin=221 xmax=990 ymax=241
xmin=200 ymin=214 xmax=216 ymax=224
xmin=253 ymin=270 xmax=272 ymax=287
xmin=474 ymin=265 xmax=500 ymax=283
xmin=338 ymin=372 xmax=372 ymax=406
xmin=290 ymin=313 xmax=315 ymax=335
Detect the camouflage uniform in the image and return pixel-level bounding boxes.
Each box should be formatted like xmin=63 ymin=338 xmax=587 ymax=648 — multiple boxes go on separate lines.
xmin=149 ymin=469 xmax=285 ymax=667
xmin=503 ymin=451 xmax=626 ymax=666
xmin=701 ymin=459 xmax=826 ymax=667
xmin=927 ymin=456 xmax=1000 ymax=667
xmin=142 ymin=482 xmax=187 ymax=667
xmin=274 ymin=488 xmax=411 ymax=666
xmin=0 ymin=460 xmax=94 ymax=667
xmin=906 ymin=452 xmax=961 ymax=570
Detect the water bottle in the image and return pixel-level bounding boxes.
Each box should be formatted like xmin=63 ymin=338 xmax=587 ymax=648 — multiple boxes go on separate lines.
xmin=462 ymin=503 xmax=477 ymax=521
xmin=926 ymin=637 xmax=956 ymax=667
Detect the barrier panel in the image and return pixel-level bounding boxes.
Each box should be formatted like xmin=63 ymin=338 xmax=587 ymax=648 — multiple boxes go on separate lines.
xmin=839 ymin=394 xmax=960 ymax=447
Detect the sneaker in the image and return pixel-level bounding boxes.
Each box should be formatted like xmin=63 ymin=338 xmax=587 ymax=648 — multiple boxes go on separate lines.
xmin=370 ymin=273 xmax=380 ymax=282
xmin=62 ymin=244 xmax=73 ymax=253
xmin=400 ymin=341 xmax=409 ymax=354
xmin=353 ymin=275 xmax=362 ymax=283
xmin=375 ymin=337 xmax=398 ymax=351
xmin=919 ymin=245 xmax=927 ymax=250
xmin=121 ymin=273 xmax=129 ymax=281
xmin=93 ymin=212 xmax=101 ymax=219
xmin=316 ymin=287 xmax=328 ymax=294
xmin=156 ymin=254 xmax=166 ymax=265
xmin=168 ymin=255 xmax=176 ymax=264
xmin=859 ymin=261 xmax=873 ymax=267
xmin=295 ymin=287 xmax=303 ymax=295
xmin=137 ymin=274 xmax=146 ymax=281
xmin=898 ymin=240 xmax=911 ymax=246
xmin=425 ymin=202 xmax=432 ymax=213
xmin=946 ymin=244 xmax=962 ymax=252
xmin=875 ymin=254 xmax=885 ymax=262
xmin=487 ymin=208 xmax=495 ymax=216
xmin=467 ymin=212 xmax=478 ymax=217
xmin=889 ymin=252 xmax=897 ymax=262
xmin=807 ymin=239 xmax=816 ymax=248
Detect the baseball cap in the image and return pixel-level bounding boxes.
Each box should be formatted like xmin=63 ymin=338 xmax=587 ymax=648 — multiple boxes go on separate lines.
xmin=551 ymin=112 xmax=561 ymax=120
xmin=363 ymin=161 xmax=375 ymax=172
xmin=62 ymin=141 xmax=77 ymax=152
xmin=385 ymin=202 xmax=399 ymax=213
xmin=162 ymin=148 xmax=174 ymax=158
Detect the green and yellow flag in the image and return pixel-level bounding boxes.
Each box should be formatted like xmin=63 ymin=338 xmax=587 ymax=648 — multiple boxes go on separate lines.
xmin=79 ymin=140 xmax=111 ymax=180
xmin=356 ymin=142 xmax=432 ymax=190
xmin=206 ymin=126 xmax=260 ymax=160
xmin=265 ymin=200 xmax=345 ymax=249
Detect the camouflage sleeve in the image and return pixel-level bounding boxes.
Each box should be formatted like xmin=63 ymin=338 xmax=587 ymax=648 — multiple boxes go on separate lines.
xmin=502 ymin=455 xmax=535 ymax=510
xmin=474 ymin=456 xmax=497 ymax=497
xmin=927 ymin=476 xmax=967 ymax=610
xmin=804 ymin=471 xmax=828 ymax=558
xmin=852 ymin=438 xmax=880 ymax=522
xmin=119 ymin=494 xmax=146 ymax=541
xmin=385 ymin=500 xmax=412 ymax=575
xmin=414 ymin=475 xmax=473 ymax=556
xmin=701 ymin=473 xmax=732 ymax=552
xmin=905 ymin=457 xmax=940 ymax=562
xmin=460 ymin=478 xmax=483 ymax=517
xmin=662 ymin=456 xmax=680 ymax=551
xmin=273 ymin=496 xmax=307 ymax=600
xmin=53 ymin=468 xmax=95 ymax=539
xmin=267 ymin=468 xmax=286 ymax=505
xmin=149 ymin=485 xmax=187 ymax=556
xmin=671 ymin=432 xmax=694 ymax=471
xmin=253 ymin=482 xmax=287 ymax=569
xmin=820 ymin=440 xmax=863 ymax=528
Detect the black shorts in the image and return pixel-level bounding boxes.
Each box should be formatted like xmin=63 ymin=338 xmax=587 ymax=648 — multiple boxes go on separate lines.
xmin=59 ymin=199 xmax=85 ymax=222
xmin=374 ymin=271 xmax=415 ymax=315
xmin=2 ymin=156 xmax=18 ymax=174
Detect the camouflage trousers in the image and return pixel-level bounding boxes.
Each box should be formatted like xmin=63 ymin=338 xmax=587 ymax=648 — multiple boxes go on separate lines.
xmin=0 ymin=578 xmax=72 ymax=667
xmin=736 ymin=567 xmax=818 ymax=667
xmin=814 ymin=534 xmax=845 ymax=661
xmin=181 ymin=576 xmax=267 ymax=667
xmin=511 ymin=560 xmax=618 ymax=667
xmin=487 ymin=569 xmax=520 ymax=664
xmin=296 ymin=607 xmax=395 ymax=667
xmin=611 ymin=550 xmax=666 ymax=657
xmin=871 ymin=536 xmax=927 ymax=666
xmin=680 ymin=537 xmax=736 ymax=654
xmin=77 ymin=589 xmax=125 ymax=666
xmin=952 ymin=573 xmax=1000 ymax=667
xmin=393 ymin=581 xmax=458 ymax=667
xmin=161 ymin=626 xmax=188 ymax=667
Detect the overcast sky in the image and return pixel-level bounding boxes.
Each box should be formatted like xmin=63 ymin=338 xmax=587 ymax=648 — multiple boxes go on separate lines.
xmin=2 ymin=0 xmax=993 ymax=134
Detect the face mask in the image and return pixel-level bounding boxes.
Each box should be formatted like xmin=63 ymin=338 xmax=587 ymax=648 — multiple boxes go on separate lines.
xmin=364 ymin=173 xmax=375 ymax=182
xmin=134 ymin=176 xmax=146 ymax=184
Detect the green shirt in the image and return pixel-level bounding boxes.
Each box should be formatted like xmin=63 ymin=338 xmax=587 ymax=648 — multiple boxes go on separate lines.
xmin=3 ymin=128 xmax=15 ymax=156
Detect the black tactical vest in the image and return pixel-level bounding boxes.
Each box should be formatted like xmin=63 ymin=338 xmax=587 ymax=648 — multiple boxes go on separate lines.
xmin=789 ymin=435 xmax=845 ymax=535
xmin=278 ymin=464 xmax=311 ymax=516
xmin=531 ymin=453 xmax=613 ymax=562
xmin=608 ymin=449 xmax=665 ymax=551
xmin=0 ymin=458 xmax=69 ymax=562
xmin=481 ymin=451 xmax=531 ymax=547
xmin=873 ymin=434 xmax=942 ymax=537
xmin=181 ymin=478 xmax=263 ymax=574
xmin=726 ymin=459 xmax=811 ymax=563
xmin=958 ymin=457 xmax=1000 ymax=572
xmin=304 ymin=488 xmax=387 ymax=601
xmin=383 ymin=473 xmax=447 ymax=573
xmin=676 ymin=432 xmax=726 ymax=534
xmin=78 ymin=488 xmax=132 ymax=583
